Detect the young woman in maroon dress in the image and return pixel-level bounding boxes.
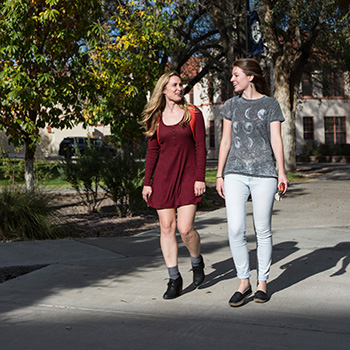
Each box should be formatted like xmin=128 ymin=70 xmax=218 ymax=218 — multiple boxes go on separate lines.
xmin=140 ymin=71 xmax=206 ymax=299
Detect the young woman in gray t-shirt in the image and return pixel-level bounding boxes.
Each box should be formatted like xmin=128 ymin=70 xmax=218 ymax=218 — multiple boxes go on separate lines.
xmin=216 ymin=58 xmax=289 ymax=306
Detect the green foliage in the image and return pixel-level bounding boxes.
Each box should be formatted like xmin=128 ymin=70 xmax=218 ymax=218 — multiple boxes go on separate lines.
xmin=0 ymin=0 xmax=103 ymax=190
xmin=100 ymin=149 xmax=146 ymax=217
xmin=59 ymin=147 xmax=108 ymax=213
xmin=85 ymin=0 xmax=182 ymax=148
xmin=0 ymin=0 xmax=103 ymax=144
xmin=33 ymin=160 xmax=60 ymax=184
xmin=0 ymin=157 xmax=25 ymax=185
xmin=0 ymin=155 xmax=60 ymax=187
xmin=0 ymin=187 xmax=64 ymax=241
xmin=301 ymin=141 xmax=350 ymax=157
xmin=59 ymin=145 xmax=146 ymax=217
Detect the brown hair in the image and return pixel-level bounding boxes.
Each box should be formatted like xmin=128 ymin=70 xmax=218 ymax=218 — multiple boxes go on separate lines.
xmin=233 ymin=58 xmax=270 ymax=96
xmin=139 ymin=71 xmax=190 ymax=137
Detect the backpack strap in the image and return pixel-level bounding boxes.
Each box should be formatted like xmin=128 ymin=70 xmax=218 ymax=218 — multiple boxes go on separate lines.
xmin=188 ymin=105 xmax=197 ymax=141
xmin=156 ymin=105 xmax=197 ymax=145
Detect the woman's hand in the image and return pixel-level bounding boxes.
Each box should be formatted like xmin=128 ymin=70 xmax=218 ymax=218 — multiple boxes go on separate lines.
xmin=278 ymin=173 xmax=289 ymax=195
xmin=194 ymin=181 xmax=206 ymax=197
xmin=216 ymin=177 xmax=225 ymax=199
xmin=142 ymin=185 xmax=152 ymax=202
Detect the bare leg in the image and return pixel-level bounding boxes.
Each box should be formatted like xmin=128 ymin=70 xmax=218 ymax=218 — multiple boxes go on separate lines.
xmin=157 ymin=208 xmax=178 ymax=267
xmin=257 ymin=280 xmax=267 ymax=293
xmin=158 ymin=208 xmax=183 ymax=299
xmin=237 ymin=278 xmax=251 ymax=293
xmin=177 ymin=204 xmax=200 ymax=258
xmin=177 ymin=204 xmax=205 ymax=287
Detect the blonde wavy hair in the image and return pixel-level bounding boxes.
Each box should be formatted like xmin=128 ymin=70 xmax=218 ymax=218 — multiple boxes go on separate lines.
xmin=140 ymin=71 xmax=191 ymax=137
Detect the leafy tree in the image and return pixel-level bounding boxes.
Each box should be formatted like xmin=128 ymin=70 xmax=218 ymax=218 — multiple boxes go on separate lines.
xmin=0 ymin=0 xmax=103 ymax=191
xmin=255 ymin=0 xmax=350 ymax=171
xmin=165 ymin=0 xmax=246 ymax=95
xmin=141 ymin=0 xmax=349 ymax=171
xmin=85 ymin=0 xmax=182 ymax=150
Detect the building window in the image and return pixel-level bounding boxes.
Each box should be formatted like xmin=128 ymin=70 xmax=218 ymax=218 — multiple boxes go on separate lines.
xmin=301 ymin=73 xmax=313 ymax=97
xmin=322 ymin=71 xmax=344 ymax=97
xmin=303 ymin=117 xmax=314 ymax=140
xmin=209 ymin=120 xmax=215 ymax=149
xmin=324 ymin=117 xmax=346 ymax=144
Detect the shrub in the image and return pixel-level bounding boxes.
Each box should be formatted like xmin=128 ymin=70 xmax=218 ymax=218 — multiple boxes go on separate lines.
xmin=59 ymin=147 xmax=108 ymax=213
xmin=0 ymin=157 xmax=25 ymax=185
xmin=301 ymin=141 xmax=350 ymax=157
xmin=0 ymin=187 xmax=64 ymax=241
xmin=0 ymin=154 xmax=59 ymax=188
xmin=34 ymin=159 xmax=61 ymax=185
xmin=100 ymin=149 xmax=146 ymax=217
xmin=59 ymin=145 xmax=146 ymax=217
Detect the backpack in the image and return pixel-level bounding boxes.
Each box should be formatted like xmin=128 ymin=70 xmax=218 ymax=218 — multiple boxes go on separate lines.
xmin=156 ymin=105 xmax=198 ymax=145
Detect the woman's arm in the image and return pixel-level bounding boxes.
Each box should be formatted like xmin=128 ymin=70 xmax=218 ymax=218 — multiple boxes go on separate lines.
xmin=193 ymin=109 xmax=206 ymax=196
xmin=216 ymin=118 xmax=232 ymax=199
xmin=270 ymin=121 xmax=289 ymax=194
xmin=143 ymin=135 xmax=160 ymax=186
xmin=142 ymin=135 xmax=160 ymax=202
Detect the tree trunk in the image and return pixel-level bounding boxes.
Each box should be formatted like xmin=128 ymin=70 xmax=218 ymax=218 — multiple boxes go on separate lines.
xmin=273 ymin=59 xmax=297 ymax=172
xmin=25 ymin=142 xmax=35 ymax=192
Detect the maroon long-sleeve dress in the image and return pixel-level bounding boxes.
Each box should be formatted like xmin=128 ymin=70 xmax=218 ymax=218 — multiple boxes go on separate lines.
xmin=144 ymin=107 xmax=206 ymax=209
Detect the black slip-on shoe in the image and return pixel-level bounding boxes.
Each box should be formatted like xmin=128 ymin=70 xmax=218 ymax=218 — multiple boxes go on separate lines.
xmin=228 ymin=286 xmax=252 ymax=307
xmin=254 ymin=290 xmax=269 ymax=303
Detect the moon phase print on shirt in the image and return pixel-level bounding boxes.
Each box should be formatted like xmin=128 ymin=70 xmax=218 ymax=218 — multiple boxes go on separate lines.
xmin=233 ymin=121 xmax=241 ymax=133
xmin=232 ymin=108 xmax=269 ymax=150
xmin=243 ymin=122 xmax=253 ymax=134
xmin=254 ymin=122 xmax=267 ymax=150
xmin=247 ymin=137 xmax=254 ymax=148
xmin=234 ymin=136 xmax=242 ymax=148
xmin=257 ymin=109 xmax=267 ymax=120
xmin=232 ymin=108 xmax=237 ymax=120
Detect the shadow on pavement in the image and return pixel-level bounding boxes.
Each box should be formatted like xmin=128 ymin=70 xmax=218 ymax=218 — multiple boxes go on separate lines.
xmin=268 ymin=241 xmax=350 ymax=295
xmin=198 ymin=241 xmax=299 ymax=290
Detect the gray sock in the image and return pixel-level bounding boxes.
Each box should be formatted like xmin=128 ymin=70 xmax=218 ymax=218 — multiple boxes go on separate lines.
xmin=168 ymin=266 xmax=180 ymax=280
xmin=191 ymin=254 xmax=202 ymax=268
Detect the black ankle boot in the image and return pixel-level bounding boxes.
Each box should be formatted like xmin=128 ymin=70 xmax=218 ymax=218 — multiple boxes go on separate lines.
xmin=163 ymin=275 xmax=183 ymax=299
xmin=192 ymin=255 xmax=205 ymax=287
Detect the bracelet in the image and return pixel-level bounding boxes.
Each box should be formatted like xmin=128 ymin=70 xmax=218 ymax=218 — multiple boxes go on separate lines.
xmin=216 ymin=176 xmax=223 ymax=179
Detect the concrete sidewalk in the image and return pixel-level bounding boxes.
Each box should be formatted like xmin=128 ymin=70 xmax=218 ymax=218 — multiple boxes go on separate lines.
xmin=0 ymin=165 xmax=349 ymax=349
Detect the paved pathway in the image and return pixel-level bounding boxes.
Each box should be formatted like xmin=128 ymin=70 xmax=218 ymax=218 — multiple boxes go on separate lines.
xmin=0 ymin=164 xmax=349 ymax=349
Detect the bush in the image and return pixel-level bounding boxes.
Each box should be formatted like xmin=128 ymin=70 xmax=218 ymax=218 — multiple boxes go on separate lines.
xmin=0 ymin=157 xmax=25 ymax=185
xmin=59 ymin=145 xmax=146 ymax=217
xmin=100 ymin=149 xmax=145 ymax=217
xmin=34 ymin=159 xmax=61 ymax=184
xmin=0 ymin=155 xmax=60 ymax=187
xmin=59 ymin=147 xmax=108 ymax=213
xmin=0 ymin=187 xmax=64 ymax=241
xmin=301 ymin=141 xmax=350 ymax=157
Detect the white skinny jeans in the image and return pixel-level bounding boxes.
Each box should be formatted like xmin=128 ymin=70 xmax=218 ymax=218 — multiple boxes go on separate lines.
xmin=224 ymin=174 xmax=277 ymax=281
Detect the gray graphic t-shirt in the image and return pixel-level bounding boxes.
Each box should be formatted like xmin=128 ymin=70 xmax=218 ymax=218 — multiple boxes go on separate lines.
xmin=221 ymin=95 xmax=285 ymax=178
